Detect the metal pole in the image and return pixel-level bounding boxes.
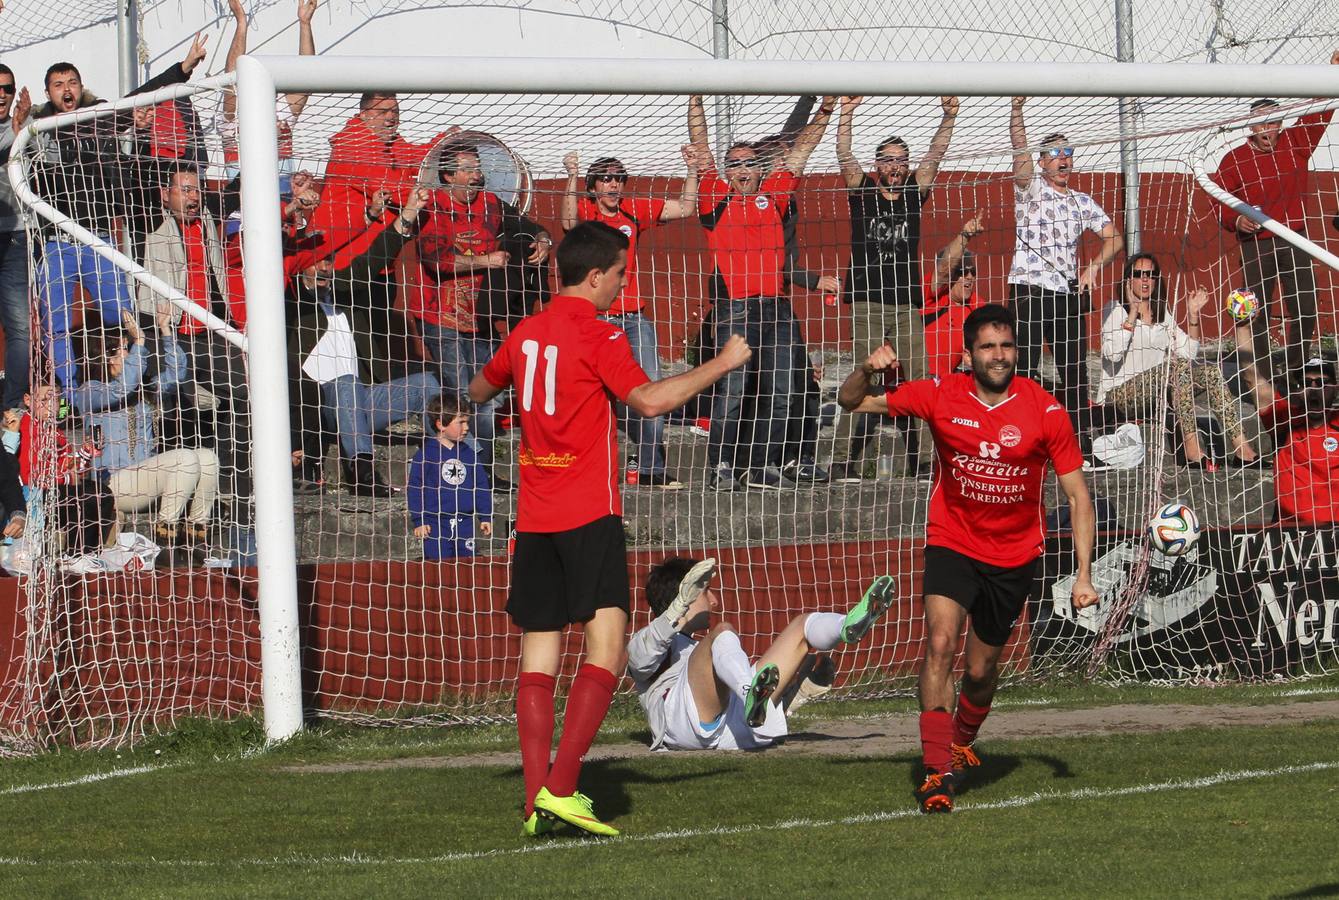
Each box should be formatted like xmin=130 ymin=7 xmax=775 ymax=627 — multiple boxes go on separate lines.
xmin=1115 ymin=0 xmax=1142 ymax=255
xmin=236 ymin=55 xmax=305 ymax=744
xmin=710 ymin=0 xmax=733 ymax=154
xmin=117 ymin=0 xmax=141 ymax=95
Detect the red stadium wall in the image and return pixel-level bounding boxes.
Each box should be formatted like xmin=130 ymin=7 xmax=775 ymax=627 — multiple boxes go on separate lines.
xmin=0 ymin=539 xmax=1026 ymax=728
xmin=528 ymin=170 xmax=1339 ymax=358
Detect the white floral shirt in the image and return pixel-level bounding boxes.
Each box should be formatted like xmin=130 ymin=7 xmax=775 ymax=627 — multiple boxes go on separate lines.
xmin=1008 ymin=174 xmax=1110 ymax=293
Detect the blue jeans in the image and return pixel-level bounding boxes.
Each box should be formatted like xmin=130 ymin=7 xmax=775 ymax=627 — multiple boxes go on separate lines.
xmin=321 ymin=372 xmax=440 ymax=459
xmin=709 ymin=296 xmax=800 ymax=472
xmin=0 ymin=231 xmax=31 ymax=409
xmin=419 ymin=321 xmax=503 ymax=465
xmin=600 ymin=311 xmax=668 ymax=475
xmin=38 ymin=237 xmax=132 ymax=392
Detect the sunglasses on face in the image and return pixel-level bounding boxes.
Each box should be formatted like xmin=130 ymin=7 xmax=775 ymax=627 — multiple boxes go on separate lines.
xmin=1131 ymin=270 xmax=1159 ymax=279
xmin=1044 ymin=147 xmax=1075 ymax=158
xmin=725 ymin=158 xmax=760 ymax=170
xmin=594 ymin=173 xmax=627 ymax=184
xmin=0 ymin=84 xmax=15 ymax=95
xmin=1303 ymin=376 xmax=1329 ymax=387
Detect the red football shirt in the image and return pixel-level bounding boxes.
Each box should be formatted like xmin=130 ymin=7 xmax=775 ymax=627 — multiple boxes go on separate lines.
xmin=411 ymin=190 xmax=506 ymax=333
xmin=698 ymin=165 xmax=796 ymax=300
xmin=885 ymin=373 xmax=1084 ymax=567
xmin=920 ymin=274 xmax=985 ymax=379
xmin=1274 ymin=413 xmax=1339 ymax=525
xmin=481 ymin=295 xmax=652 ymax=532
xmin=574 ymin=196 xmax=665 ymax=315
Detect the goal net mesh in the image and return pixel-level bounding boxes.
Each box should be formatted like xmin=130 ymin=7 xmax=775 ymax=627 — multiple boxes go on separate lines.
xmin=1 ymin=15 xmax=1336 ymax=751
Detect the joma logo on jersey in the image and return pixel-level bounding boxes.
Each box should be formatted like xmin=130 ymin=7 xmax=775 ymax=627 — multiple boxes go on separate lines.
xmin=951 ymin=417 xmax=980 ymax=429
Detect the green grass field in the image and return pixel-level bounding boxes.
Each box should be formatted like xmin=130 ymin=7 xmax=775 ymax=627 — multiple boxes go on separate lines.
xmin=2 ymin=680 xmax=1338 ymax=898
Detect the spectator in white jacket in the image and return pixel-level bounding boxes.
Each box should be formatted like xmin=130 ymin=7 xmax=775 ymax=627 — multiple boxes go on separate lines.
xmin=1097 ymin=253 xmax=1260 ymax=469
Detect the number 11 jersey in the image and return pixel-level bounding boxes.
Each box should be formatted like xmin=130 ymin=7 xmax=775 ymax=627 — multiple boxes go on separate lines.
xmin=481 ymin=295 xmax=652 ymax=532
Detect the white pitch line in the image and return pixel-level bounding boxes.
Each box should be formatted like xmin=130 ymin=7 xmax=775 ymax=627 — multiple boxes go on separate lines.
xmin=0 ymin=764 xmax=170 ymax=796
xmin=0 ymin=759 xmax=1333 ymax=869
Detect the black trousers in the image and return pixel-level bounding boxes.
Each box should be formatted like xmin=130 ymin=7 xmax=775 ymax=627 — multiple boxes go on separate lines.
xmin=1010 ymin=283 xmax=1092 ymax=443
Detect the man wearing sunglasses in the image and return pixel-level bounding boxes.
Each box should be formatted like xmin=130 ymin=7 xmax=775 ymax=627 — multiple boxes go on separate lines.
xmin=688 ymin=94 xmax=833 ymax=491
xmin=0 ymin=64 xmax=32 ymax=410
xmin=833 ymin=94 xmax=958 ymax=481
xmin=1211 ymin=50 xmax=1339 ymax=391
xmin=1008 ymin=96 xmax=1124 ymax=456
xmin=559 ymin=139 xmax=703 ymax=490
xmin=1266 ymin=357 xmax=1338 ymax=526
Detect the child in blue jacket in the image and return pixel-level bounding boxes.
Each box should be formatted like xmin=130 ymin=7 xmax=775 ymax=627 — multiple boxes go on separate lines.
xmin=408 ymin=394 xmax=493 ymax=558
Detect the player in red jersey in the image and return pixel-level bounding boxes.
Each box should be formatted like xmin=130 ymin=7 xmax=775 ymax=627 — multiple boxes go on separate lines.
xmin=558 ymin=141 xmax=703 ymax=488
xmin=469 ymin=221 xmax=751 ymax=837
xmin=838 ymin=303 xmax=1099 ymax=813
xmin=1266 ymin=357 xmax=1338 ymax=525
xmin=1212 ymin=50 xmax=1339 ymax=387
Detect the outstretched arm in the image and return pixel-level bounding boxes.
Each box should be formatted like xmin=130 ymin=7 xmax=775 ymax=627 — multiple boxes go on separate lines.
xmin=1010 ymin=96 xmax=1032 ymax=190
xmin=916 ymin=95 xmax=958 ymax=193
xmin=687 ymin=94 xmax=710 ymax=152
xmin=286 ymin=0 xmax=318 ymax=120
xmin=625 ymin=335 xmax=751 ymax=417
xmin=560 ymin=151 xmax=581 ymax=231
xmin=781 ymin=96 xmax=835 ymax=174
xmin=1058 ymin=467 xmax=1098 ymax=609
xmin=659 ymin=144 xmax=702 ymax=221
xmin=221 ymin=0 xmax=247 ymax=122
xmin=930 ymin=211 xmax=982 ymax=293
xmin=835 ymin=95 xmax=865 ymax=190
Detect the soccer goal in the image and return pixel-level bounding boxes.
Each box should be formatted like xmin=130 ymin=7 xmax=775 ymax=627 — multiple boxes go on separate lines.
xmin=5 ymin=55 xmax=1339 ymax=751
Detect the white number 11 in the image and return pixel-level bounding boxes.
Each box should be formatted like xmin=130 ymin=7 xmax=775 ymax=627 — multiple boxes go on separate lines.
xmin=520 ymin=339 xmax=558 ymax=415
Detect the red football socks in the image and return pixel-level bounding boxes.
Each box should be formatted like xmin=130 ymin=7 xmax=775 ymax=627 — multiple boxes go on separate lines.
xmin=953 ymin=695 xmax=991 ymax=747
xmin=545 ymin=663 xmax=618 ymax=798
xmin=919 ymin=709 xmax=955 ymax=774
xmin=516 ymin=671 xmax=557 ymax=816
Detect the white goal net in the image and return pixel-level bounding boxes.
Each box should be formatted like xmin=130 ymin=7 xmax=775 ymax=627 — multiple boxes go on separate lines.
xmin=2 ymin=48 xmax=1338 ymax=749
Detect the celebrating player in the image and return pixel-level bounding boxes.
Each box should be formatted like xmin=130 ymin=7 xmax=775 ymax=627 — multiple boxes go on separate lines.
xmin=628 ymin=557 xmax=895 ymax=752
xmin=838 ymin=303 xmax=1099 ymax=813
xmin=469 ymin=221 xmax=751 ymax=838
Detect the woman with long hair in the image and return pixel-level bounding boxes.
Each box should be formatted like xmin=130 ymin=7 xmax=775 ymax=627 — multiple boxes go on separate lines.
xmin=1096 ymin=252 xmax=1260 ymax=469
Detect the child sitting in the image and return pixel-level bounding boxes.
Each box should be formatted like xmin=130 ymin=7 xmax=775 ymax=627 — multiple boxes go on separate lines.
xmin=408 ymin=394 xmax=494 ymax=559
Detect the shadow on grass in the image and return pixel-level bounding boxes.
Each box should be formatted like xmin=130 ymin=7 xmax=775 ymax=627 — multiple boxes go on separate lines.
xmin=488 ymin=759 xmax=739 ymax=820
xmin=1276 ymin=884 xmax=1339 ymax=899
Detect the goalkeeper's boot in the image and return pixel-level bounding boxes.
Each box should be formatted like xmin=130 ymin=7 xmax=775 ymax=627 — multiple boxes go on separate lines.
xmin=946 ymin=741 xmax=982 ymax=789
xmin=841 ymin=575 xmax=897 ymax=644
xmin=522 ymin=811 xmax=556 ymax=837
xmin=743 ymin=663 xmax=781 ymax=728
xmin=533 ymin=787 xmax=619 ymax=837
xmin=915 ymin=769 xmax=955 ymax=814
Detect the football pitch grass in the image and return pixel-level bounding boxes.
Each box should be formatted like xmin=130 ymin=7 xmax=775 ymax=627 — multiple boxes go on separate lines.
xmin=2 ymin=680 xmax=1338 ymax=898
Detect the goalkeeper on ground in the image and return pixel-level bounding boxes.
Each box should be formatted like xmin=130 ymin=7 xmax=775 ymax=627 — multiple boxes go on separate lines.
xmin=627 ymin=557 xmax=895 ymax=751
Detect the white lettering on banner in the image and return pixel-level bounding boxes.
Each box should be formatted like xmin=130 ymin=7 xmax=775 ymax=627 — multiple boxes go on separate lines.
xmin=1232 ymin=529 xmax=1337 ymax=574
xmin=1251 ymin=583 xmax=1339 ymax=649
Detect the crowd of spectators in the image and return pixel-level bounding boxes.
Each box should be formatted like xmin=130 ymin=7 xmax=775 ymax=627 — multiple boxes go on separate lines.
xmin=0 ymin=6 xmax=1334 ymax=565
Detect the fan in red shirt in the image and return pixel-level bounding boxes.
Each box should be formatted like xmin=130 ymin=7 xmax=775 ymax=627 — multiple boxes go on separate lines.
xmin=470 ymin=221 xmax=751 ymax=839
xmin=839 ymin=303 xmax=1097 ymax=814
xmin=920 ymin=213 xmax=986 ymax=379
xmin=557 ymin=140 xmax=703 ymax=488
xmin=687 ymin=93 xmax=833 ymax=490
xmin=1266 ymin=358 xmax=1339 ymax=525
xmin=1212 ymin=49 xmax=1339 ymax=387
xmin=307 ymin=92 xmax=453 ymax=269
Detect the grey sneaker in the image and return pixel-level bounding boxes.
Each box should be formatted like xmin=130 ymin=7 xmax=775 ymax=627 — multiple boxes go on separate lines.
xmin=746 ymin=465 xmax=796 ymax=490
xmin=709 ymin=465 xmax=742 ymax=492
